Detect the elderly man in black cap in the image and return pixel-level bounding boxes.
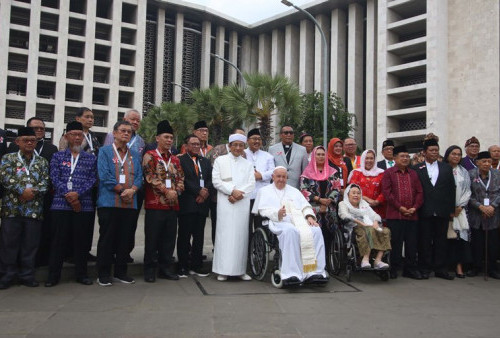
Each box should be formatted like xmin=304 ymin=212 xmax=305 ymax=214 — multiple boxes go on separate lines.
xmin=413 ymin=138 xmax=456 ymax=280
xmin=181 ymin=121 xmax=213 ymax=157
xmin=45 ymin=122 xmax=97 ymax=287
xmin=462 ymin=136 xmax=480 ymax=171
xmin=377 ymin=139 xmax=395 ymax=170
xmin=467 ymin=151 xmax=500 ymax=279
xmin=244 ymin=128 xmax=275 ymax=234
xmin=0 ymin=127 xmax=49 ymax=289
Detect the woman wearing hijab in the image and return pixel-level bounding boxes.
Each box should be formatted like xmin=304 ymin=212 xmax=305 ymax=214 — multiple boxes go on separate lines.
xmin=327 ymin=138 xmax=348 ymax=191
xmin=300 ymin=146 xmax=342 ymax=235
xmin=443 ymin=145 xmax=472 ymax=278
xmin=348 ymin=149 xmax=386 ymax=219
xmin=338 ymin=184 xmax=391 ymax=269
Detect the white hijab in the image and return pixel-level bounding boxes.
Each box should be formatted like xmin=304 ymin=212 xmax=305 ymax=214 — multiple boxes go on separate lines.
xmin=349 ymin=149 xmax=384 ymax=181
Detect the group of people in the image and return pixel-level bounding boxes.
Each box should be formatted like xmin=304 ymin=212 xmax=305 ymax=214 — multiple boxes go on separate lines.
xmin=0 ymin=109 xmax=499 ymax=290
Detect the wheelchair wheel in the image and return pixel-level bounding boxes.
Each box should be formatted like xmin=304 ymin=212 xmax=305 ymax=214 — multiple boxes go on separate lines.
xmin=249 ymin=227 xmax=269 ymax=281
xmin=271 ymin=269 xmax=283 ymax=289
xmin=327 ymin=228 xmax=344 ymax=276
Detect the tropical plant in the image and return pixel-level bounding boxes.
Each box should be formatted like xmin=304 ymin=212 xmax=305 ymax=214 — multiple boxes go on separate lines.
xmin=137 ymin=102 xmax=196 ymax=147
xmin=297 ymin=91 xmax=356 ymax=146
xmin=224 ymin=73 xmax=301 ymax=149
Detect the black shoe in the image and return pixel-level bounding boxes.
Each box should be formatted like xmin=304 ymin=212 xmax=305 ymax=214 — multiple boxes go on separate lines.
xmin=76 ymin=277 xmax=93 ymax=285
xmin=304 ymin=274 xmax=326 ymax=284
xmin=202 ymin=255 xmax=207 ymax=261
xmin=189 ymin=268 xmax=210 ymax=277
xmin=20 ymin=279 xmax=39 ymax=287
xmin=455 ymin=273 xmax=466 ymax=279
xmin=488 ymin=271 xmax=500 ymax=279
xmin=97 ymin=277 xmax=113 ymax=287
xmin=402 ymin=270 xmax=423 ymax=280
xmin=390 ymin=270 xmax=398 ymax=279
xmin=420 ymin=272 xmax=430 ymax=280
xmin=466 ymin=269 xmax=478 ymax=277
xmin=144 ymin=275 xmax=156 ymax=283
xmin=0 ymin=281 xmax=11 ymax=290
xmin=44 ymin=280 xmax=59 ymax=287
xmin=113 ymin=275 xmax=135 ymax=284
xmin=435 ymin=271 xmax=454 ymax=280
xmin=87 ymin=253 xmax=97 ymax=262
xmin=178 ymin=268 xmax=189 ymax=278
xmin=282 ymin=276 xmax=301 ymax=286
xmin=158 ymin=270 xmax=179 ymax=280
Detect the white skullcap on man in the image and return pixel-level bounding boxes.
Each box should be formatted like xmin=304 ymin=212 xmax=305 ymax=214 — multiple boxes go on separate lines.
xmin=228 ymin=133 xmax=247 ymax=144
xmin=273 ymin=166 xmax=288 ymax=173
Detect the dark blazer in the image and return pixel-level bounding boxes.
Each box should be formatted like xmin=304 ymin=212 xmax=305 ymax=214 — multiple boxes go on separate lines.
xmin=412 ymin=161 xmax=456 ymax=218
xmin=0 ymin=129 xmax=7 ymax=160
xmin=343 ymin=156 xmax=354 ymax=176
xmin=7 ymin=139 xmax=58 ymax=163
xmin=178 ymin=153 xmax=212 ymax=216
xmin=377 ymin=159 xmax=387 ymax=170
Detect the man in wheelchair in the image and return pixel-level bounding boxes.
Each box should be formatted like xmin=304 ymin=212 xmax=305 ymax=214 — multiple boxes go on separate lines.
xmin=252 ymin=166 xmax=328 ymax=286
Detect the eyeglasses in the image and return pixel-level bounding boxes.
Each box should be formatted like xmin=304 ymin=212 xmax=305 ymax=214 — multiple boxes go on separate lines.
xmin=196 ymin=128 xmax=209 ymax=133
xmin=66 ymin=132 xmax=83 ymax=137
xmin=32 ymin=127 xmax=45 ymax=131
xmin=189 ymin=143 xmax=201 ymax=147
xmin=345 ymin=143 xmax=357 ymax=147
xmin=20 ymin=138 xmax=37 ymax=144
xmin=248 ymin=137 xmax=262 ymax=141
xmin=117 ymin=129 xmax=132 ymax=134
xmin=282 ymin=131 xmax=294 ymax=135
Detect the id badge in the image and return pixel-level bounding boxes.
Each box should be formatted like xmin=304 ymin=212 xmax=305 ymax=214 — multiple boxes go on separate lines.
xmin=26 ymin=183 xmax=33 ymax=189
xmin=340 ymin=179 xmax=344 ymax=187
xmin=484 ymin=198 xmax=490 ymax=206
xmin=165 ymin=179 xmax=172 ymax=188
xmin=67 ymin=181 xmax=73 ymax=190
xmin=119 ymin=174 xmax=126 ymax=184
xmin=200 ymin=179 xmax=205 ymax=188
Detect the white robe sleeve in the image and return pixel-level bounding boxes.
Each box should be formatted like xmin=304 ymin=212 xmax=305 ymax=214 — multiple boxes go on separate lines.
xmin=302 ymin=206 xmax=316 ymax=220
xmin=261 ymin=154 xmax=275 ymax=182
xmin=338 ymin=201 xmax=352 ymax=221
xmin=239 ymin=162 xmax=256 ymax=196
xmin=259 ymin=208 xmax=280 ymax=222
xmin=212 ymin=157 xmax=235 ymax=195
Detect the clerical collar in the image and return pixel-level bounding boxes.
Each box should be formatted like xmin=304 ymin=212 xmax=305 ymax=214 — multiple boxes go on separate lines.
xmin=283 ymin=143 xmax=292 ymax=148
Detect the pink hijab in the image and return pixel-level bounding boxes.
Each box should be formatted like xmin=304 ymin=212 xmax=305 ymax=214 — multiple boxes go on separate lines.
xmin=350 ymin=149 xmax=384 ymax=179
xmin=301 ymin=146 xmax=337 ymax=181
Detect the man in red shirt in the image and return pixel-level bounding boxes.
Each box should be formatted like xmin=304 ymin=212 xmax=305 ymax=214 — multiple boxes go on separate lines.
xmin=142 ymin=120 xmax=185 ymax=282
xmin=381 ymin=145 xmax=423 ymax=280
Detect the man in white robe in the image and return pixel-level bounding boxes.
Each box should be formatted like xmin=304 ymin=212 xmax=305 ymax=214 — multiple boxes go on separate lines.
xmin=212 ymin=134 xmax=255 ymax=281
xmin=252 ymin=167 xmax=328 ymax=285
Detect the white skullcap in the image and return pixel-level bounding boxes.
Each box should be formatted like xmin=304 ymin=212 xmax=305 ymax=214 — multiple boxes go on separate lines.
xmin=228 ymin=133 xmax=247 ymax=144
xmin=273 ymin=166 xmax=287 ymax=173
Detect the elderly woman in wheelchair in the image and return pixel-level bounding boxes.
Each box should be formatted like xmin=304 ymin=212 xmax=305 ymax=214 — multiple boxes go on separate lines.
xmin=250 ymin=167 xmax=329 ymax=288
xmin=338 ymin=184 xmax=391 ymax=270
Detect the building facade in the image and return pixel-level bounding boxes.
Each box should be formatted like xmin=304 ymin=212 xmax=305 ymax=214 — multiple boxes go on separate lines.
xmin=0 ymin=0 xmax=498 ymax=151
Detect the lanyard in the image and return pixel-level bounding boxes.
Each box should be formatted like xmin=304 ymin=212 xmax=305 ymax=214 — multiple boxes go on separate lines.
xmin=192 ymin=156 xmax=203 ymax=177
xmin=84 ymin=132 xmax=93 ymax=151
xmin=113 ymin=143 xmax=129 ymax=173
xmin=69 ymin=153 xmax=80 ymax=179
xmin=200 ymin=147 xmax=207 ymax=157
xmin=17 ymin=151 xmax=36 ymax=177
xmin=156 ymin=149 xmax=172 ymax=173
xmin=479 ymin=170 xmax=491 ymax=191
xmin=34 ymin=140 xmax=44 ymax=156
xmin=127 ymin=135 xmax=137 ymax=149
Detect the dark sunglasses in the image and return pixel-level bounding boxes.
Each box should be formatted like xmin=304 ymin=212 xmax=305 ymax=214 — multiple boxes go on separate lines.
xmin=282 ymin=131 xmax=294 ymax=135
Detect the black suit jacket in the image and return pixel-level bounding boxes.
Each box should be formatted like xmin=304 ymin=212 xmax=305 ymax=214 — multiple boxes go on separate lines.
xmin=412 ymin=161 xmax=456 ymax=218
xmin=343 ymin=156 xmax=354 ymax=177
xmin=178 ymin=153 xmax=212 ymax=216
xmin=377 ymin=160 xmax=387 ymax=170
xmin=7 ymin=139 xmax=58 ymax=163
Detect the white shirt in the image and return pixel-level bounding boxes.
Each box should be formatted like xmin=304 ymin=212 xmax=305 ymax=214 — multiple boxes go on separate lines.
xmin=244 ymin=148 xmax=275 ymax=199
xmin=425 ymin=160 xmax=439 ymax=186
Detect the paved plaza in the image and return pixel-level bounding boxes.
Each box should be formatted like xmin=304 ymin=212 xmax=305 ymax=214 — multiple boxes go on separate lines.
xmin=0 ymin=214 xmax=499 ymax=337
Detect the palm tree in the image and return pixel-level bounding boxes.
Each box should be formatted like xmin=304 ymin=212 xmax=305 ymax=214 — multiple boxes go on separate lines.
xmin=137 ymin=102 xmax=196 ymax=147
xmin=190 ymin=86 xmax=243 ymax=146
xmin=224 ymin=73 xmax=301 ymax=149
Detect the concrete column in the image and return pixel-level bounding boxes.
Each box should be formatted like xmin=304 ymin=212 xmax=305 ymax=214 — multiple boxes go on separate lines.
xmin=134 ymin=0 xmax=147 ymax=111
xmin=347 ymin=3 xmax=364 ymax=146
xmin=108 ymin=0 xmax=123 ymax=125
xmin=250 ymin=37 xmax=259 ymax=74
xmin=154 ymin=8 xmax=165 ymax=105
xmin=53 ymin=0 xmax=70 ymax=141
xmin=240 ymin=35 xmax=253 ymax=75
xmin=314 ymin=14 xmax=330 ymax=93
xmin=173 ymin=13 xmax=184 ymax=102
xmin=228 ymin=31 xmax=239 ymax=84
xmin=271 ymin=29 xmax=285 ymax=76
xmin=299 ymin=19 xmax=314 ymax=93
xmin=365 ymin=0 xmax=377 ymax=150
xmin=214 ymin=25 xmax=225 ymax=86
xmin=284 ymin=24 xmax=299 ymax=85
xmin=331 ymin=9 xmax=347 ymax=104
xmin=258 ymin=33 xmax=271 ymax=74
xmin=82 ymin=0 xmax=97 ymax=107
xmin=200 ymin=21 xmax=211 ymax=89
xmin=25 ymin=0 xmax=42 ymax=121
xmin=0 ymin=1 xmax=11 ymax=126
xmin=376 ymin=0 xmax=388 ymax=152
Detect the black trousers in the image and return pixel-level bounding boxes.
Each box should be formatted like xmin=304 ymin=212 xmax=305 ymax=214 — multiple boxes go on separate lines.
xmin=0 ymin=217 xmax=41 ymax=283
xmin=96 ymin=207 xmax=136 ymax=278
xmin=210 ymin=200 xmax=217 ymax=245
xmin=249 ymin=199 xmax=263 ymax=238
xmin=471 ymin=228 xmax=499 ymax=272
xmin=128 ymin=187 xmax=144 ymax=256
xmin=144 ymin=209 xmax=177 ymax=277
xmin=35 ymin=193 xmax=54 ymax=267
xmin=48 ymin=210 xmax=93 ymax=281
xmin=177 ymin=213 xmax=206 ymax=270
xmin=387 ymin=219 xmax=418 ymax=272
xmin=418 ymin=216 xmax=449 ymax=273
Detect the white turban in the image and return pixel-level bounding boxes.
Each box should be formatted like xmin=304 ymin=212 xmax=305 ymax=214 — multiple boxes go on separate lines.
xmin=228 ymin=133 xmax=247 ymax=144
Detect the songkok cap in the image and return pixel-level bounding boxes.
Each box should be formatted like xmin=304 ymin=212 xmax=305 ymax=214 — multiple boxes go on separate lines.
xmin=247 ymin=128 xmax=261 ymax=138
xmin=228 ymin=133 xmax=247 ymax=144
xmin=194 ymin=120 xmax=208 ymax=130
xmin=156 ymin=120 xmax=173 ymax=135
xmin=17 ymin=127 xmax=36 ymax=137
xmin=423 ymin=138 xmax=439 ymax=150
xmin=465 ymin=136 xmax=480 ymax=148
xmin=66 ymin=121 xmax=83 ymax=132
xmin=273 ymin=166 xmax=288 ymax=173
xmin=477 ymin=151 xmax=491 ymax=160
xmin=382 ymin=139 xmax=394 ymax=149
xmin=393 ymin=145 xmax=408 ymax=155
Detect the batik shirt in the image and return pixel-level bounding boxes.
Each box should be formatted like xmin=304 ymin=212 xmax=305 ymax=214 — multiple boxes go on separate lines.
xmin=0 ymin=152 xmax=49 ymax=219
